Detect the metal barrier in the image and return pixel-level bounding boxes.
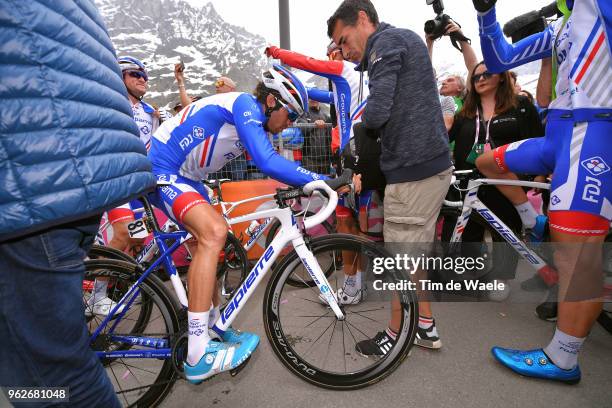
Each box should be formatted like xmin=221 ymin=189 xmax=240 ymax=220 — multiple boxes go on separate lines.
xmin=208 ymin=123 xmax=334 ymax=181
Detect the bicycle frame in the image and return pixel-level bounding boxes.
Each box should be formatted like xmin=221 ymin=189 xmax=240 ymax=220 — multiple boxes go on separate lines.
xmin=448 ymin=177 xmax=555 ymax=277
xmin=90 ymin=184 xmax=344 ymax=359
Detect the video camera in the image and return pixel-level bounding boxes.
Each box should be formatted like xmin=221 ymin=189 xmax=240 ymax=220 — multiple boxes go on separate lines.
xmin=424 ymin=0 xmax=470 ymax=52
xmin=503 ymin=1 xmax=560 ymax=43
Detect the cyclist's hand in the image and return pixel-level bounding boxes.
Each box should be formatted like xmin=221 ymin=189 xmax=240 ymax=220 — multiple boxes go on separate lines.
xmin=314 ymin=119 xmax=326 ymax=129
xmin=532 ymin=175 xmax=548 ymax=195
xmin=265 ymin=45 xmax=279 ymax=58
xmin=472 ymin=0 xmax=496 ymax=13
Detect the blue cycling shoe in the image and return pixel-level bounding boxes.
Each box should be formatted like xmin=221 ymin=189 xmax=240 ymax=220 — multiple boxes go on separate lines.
xmin=528 ymin=215 xmax=548 ymax=243
xmin=491 ymin=347 xmax=581 ymax=384
xmin=220 ymin=327 xmax=259 ymax=344
xmin=185 ymin=337 xmax=260 ymax=384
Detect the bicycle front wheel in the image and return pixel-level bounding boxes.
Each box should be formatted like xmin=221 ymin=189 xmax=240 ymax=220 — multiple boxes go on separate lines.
xmin=264 ymin=234 xmax=418 ymax=389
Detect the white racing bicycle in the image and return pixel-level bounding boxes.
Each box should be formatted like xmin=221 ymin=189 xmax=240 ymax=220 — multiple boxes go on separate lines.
xmin=83 ymin=170 xmax=418 ymax=407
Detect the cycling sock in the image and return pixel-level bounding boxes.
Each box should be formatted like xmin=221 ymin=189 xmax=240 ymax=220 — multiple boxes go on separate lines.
xmin=419 ymin=316 xmax=439 ymax=337
xmin=93 ymin=279 xmax=108 ymax=301
xmin=208 ymin=305 xmax=220 ymax=328
xmin=343 ymin=271 xmax=362 ymax=296
xmin=187 ymin=310 xmax=211 ymax=366
xmin=385 ymin=327 xmax=398 ymax=341
xmin=514 ymin=201 xmax=538 ymax=229
xmin=543 ymin=327 xmax=584 ymax=370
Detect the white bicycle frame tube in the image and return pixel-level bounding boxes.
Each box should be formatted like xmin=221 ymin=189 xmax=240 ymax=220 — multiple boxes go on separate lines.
xmin=450 ymin=178 xmax=551 ymax=273
xmin=212 ymin=182 xmax=343 ymax=334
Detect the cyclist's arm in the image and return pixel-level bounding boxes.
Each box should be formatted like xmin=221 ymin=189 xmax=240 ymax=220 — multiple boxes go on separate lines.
xmin=536 ymin=57 xmax=553 ymax=107
xmin=232 ymin=94 xmax=327 ymax=186
xmin=307 ymin=87 xmax=334 ymax=104
xmin=477 ymin=7 xmax=554 ymax=73
xmin=267 ymin=46 xmax=344 ymax=76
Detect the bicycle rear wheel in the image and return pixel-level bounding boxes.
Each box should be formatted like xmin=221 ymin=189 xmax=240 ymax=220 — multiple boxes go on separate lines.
xmin=264 ymin=234 xmax=417 ymax=389
xmin=84 ymin=259 xmax=181 ymax=407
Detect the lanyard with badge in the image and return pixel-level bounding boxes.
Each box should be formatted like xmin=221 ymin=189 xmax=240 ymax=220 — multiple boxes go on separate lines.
xmin=466 ymin=106 xmax=494 ymax=165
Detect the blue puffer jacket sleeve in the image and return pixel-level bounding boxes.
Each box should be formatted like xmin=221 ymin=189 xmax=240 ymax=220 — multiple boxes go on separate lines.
xmin=0 ymin=0 xmax=156 ymax=241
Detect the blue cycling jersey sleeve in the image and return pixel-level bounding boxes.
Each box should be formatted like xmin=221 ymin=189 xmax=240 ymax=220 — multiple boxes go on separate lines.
xmin=232 ymin=94 xmax=327 ymax=186
xmin=478 ymin=7 xmax=554 ymax=73
xmin=307 ymin=87 xmax=334 ymax=104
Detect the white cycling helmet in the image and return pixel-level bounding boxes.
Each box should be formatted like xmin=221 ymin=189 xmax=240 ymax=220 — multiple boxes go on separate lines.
xmin=262 ymin=64 xmax=308 ymax=117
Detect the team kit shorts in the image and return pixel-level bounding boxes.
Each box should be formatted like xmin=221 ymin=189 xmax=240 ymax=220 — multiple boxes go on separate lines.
xmin=494 ymin=110 xmax=611 ymax=236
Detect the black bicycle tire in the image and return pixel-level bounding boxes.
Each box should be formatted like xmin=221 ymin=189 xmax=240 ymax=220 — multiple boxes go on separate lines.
xmin=263 ymin=234 xmax=418 ymax=389
xmin=88 ymin=244 xmax=138 ymax=264
xmin=84 ymin=259 xmax=180 ymax=408
xmin=265 ymin=211 xmax=335 ymax=288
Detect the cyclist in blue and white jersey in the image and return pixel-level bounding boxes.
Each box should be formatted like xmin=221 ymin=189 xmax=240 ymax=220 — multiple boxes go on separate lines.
xmin=472 ymin=0 xmax=611 ymax=384
xmin=265 ymin=43 xmax=371 ymax=305
xmin=88 ymin=56 xmax=161 ymax=316
xmin=149 ymin=65 xmax=338 ymax=383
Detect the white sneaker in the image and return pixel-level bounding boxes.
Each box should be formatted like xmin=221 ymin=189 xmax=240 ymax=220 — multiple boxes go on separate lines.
xmin=85 ymin=296 xmax=126 ymax=317
xmin=318 ymin=287 xmax=366 ymax=306
xmin=487 ymin=280 xmax=511 ymax=302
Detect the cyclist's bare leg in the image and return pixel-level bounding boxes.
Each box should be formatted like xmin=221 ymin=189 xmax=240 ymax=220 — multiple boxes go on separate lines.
xmin=553 ymin=230 xmax=605 ymax=337
xmin=185 ymin=239 xmax=221 ymax=310
xmin=337 ymin=213 xmax=360 ymax=276
xmin=182 ymin=203 xmax=227 ymax=312
xmin=476 ymin=151 xmax=529 ymax=205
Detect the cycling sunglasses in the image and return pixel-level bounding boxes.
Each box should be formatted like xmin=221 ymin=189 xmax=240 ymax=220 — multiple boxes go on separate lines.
xmin=273 ymin=96 xmax=300 ymax=121
xmin=127 ymin=70 xmax=148 ymax=82
xmin=472 ymin=71 xmax=493 ymax=83
xmin=215 ymin=79 xmax=225 ymax=88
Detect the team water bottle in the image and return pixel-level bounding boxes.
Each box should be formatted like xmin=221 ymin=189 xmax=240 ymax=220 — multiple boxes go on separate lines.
xmin=245 ymin=220 xmax=261 ymax=237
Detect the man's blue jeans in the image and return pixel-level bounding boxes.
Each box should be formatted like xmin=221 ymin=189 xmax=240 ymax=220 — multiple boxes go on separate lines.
xmin=0 ymin=216 xmax=120 ymax=407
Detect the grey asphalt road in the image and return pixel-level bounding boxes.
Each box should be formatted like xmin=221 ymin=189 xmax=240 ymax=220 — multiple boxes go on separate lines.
xmin=161 ymin=262 xmax=612 ymax=408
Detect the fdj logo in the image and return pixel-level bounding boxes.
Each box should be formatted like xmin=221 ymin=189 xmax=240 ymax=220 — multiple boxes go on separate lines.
xmin=192 ymin=126 xmax=205 ymax=139
xmin=581 ymin=157 xmax=610 ymax=177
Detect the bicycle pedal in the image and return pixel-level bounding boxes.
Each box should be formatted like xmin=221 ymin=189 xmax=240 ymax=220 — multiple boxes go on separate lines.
xmin=229 ymin=355 xmax=251 ymax=377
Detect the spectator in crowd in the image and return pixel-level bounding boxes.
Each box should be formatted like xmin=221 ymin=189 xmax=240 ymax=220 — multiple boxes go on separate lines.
xmin=509 ymin=71 xmax=522 ymax=94
xmin=215 ymin=76 xmax=237 ymax=93
xmin=519 ymin=89 xmax=535 ymax=105
xmin=175 ymin=61 xmax=192 ymax=110
xmin=301 ymin=99 xmax=332 ymax=174
xmin=328 ymin=0 xmax=453 ymax=352
xmin=448 ymin=61 xmax=544 ymax=300
xmin=0 ymin=1 xmax=155 ymax=406
xmin=426 ymin=21 xmax=478 ymax=115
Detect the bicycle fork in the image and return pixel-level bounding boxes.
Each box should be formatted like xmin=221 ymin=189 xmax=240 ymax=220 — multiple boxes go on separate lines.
xmin=293 ymin=238 xmax=345 ymax=320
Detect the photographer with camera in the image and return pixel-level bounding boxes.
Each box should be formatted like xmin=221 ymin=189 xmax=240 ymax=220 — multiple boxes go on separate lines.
xmin=425 ymin=1 xmax=478 ymax=119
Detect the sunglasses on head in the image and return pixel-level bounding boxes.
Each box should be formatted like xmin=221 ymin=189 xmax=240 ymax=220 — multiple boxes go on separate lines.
xmin=273 ymin=96 xmax=299 ymax=121
xmin=127 ymin=70 xmax=148 ymax=81
xmin=472 ymin=71 xmax=493 ymax=83
xmin=215 ymin=79 xmax=225 ymax=88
